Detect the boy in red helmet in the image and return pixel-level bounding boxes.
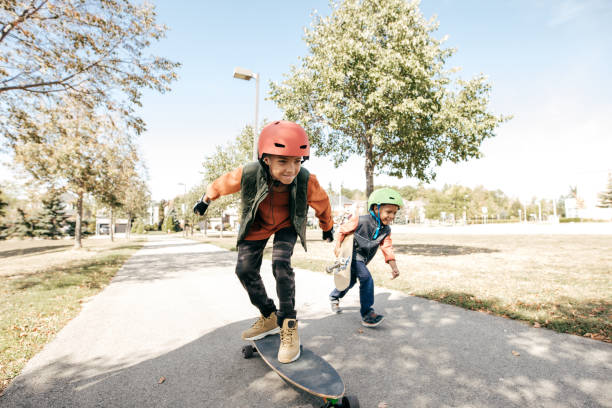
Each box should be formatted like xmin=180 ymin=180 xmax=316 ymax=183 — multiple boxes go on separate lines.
xmin=193 ymin=120 xmax=334 ymax=363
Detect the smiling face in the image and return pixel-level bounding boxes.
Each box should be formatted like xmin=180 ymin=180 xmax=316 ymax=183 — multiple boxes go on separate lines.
xmin=373 ymin=204 xmax=399 ymax=225
xmin=263 ymin=154 xmax=302 ymax=185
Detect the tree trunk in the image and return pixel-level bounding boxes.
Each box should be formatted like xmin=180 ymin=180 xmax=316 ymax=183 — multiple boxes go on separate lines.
xmin=126 ymin=213 xmax=132 ymax=240
xmin=110 ymin=208 xmax=114 ymax=242
xmin=74 ymin=192 xmax=83 ymax=249
xmin=364 ymin=138 xmax=375 ymax=198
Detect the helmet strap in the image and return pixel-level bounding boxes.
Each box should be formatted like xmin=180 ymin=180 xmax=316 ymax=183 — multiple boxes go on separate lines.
xmin=369 ymin=205 xmax=382 ymax=239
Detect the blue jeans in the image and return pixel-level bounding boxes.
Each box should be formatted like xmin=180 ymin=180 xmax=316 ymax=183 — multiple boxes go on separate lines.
xmin=329 ymin=260 xmax=374 ymax=318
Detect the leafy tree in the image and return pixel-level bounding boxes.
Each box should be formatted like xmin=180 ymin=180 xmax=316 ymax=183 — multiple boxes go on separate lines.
xmin=200 ymin=124 xmax=255 ymax=221
xmin=597 ymin=174 xmax=612 ymax=208
xmin=9 ymin=100 xmax=119 ymax=248
xmin=94 ymin=129 xmax=143 ymax=241
xmin=162 ymin=208 xmax=179 ymax=233
xmin=122 ymin=174 xmax=150 ymax=239
xmin=270 ymin=0 xmax=508 ymax=196
xmin=157 ymin=199 xmax=167 ymax=231
xmin=34 ymin=189 xmax=68 ymax=238
xmin=1 ymin=0 xmax=179 ymax=145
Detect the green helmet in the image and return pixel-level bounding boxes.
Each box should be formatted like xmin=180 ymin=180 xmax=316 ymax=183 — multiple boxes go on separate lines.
xmin=367 ymin=188 xmax=403 ymax=210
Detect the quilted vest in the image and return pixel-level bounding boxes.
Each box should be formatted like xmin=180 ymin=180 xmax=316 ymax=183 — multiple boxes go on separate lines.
xmin=237 ymin=161 xmax=310 ymax=250
xmin=353 ymin=214 xmax=391 ymax=265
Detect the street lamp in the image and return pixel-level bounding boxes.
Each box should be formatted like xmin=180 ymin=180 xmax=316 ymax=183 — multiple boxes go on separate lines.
xmin=233 ymin=66 xmax=259 ymax=161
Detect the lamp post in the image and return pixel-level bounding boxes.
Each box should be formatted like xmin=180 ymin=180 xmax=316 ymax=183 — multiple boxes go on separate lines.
xmin=233 ymin=66 xmax=259 ymax=161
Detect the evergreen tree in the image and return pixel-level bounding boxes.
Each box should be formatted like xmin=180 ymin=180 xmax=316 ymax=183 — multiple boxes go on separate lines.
xmin=0 ymin=189 xmax=8 ymax=239
xmin=597 ymin=174 xmax=612 ymax=208
xmin=0 ymin=189 xmax=7 ymax=218
xmin=35 ymin=190 xmax=69 ymax=239
xmin=162 ymin=209 xmax=179 ymax=233
xmin=12 ymin=208 xmax=35 ymax=238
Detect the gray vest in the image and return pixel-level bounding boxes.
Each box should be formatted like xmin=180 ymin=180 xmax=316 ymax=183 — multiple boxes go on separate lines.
xmin=353 ymin=214 xmax=391 ymax=265
xmin=237 ymin=161 xmax=310 ymax=250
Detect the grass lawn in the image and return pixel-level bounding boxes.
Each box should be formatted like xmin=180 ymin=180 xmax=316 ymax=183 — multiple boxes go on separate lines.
xmin=0 ymin=237 xmax=144 ymax=394
xmin=192 ymin=229 xmax=611 ymax=343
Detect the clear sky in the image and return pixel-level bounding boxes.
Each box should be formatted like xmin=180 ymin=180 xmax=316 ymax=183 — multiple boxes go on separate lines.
xmin=4 ymin=0 xmax=612 ymax=206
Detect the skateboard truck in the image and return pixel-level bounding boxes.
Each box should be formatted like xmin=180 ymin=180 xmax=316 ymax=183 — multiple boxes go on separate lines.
xmin=325 ymin=257 xmax=350 ymax=274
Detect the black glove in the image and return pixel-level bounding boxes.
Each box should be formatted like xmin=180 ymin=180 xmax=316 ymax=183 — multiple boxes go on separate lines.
xmin=322 ymin=228 xmax=334 ymax=242
xmin=193 ymin=200 xmax=209 ymax=216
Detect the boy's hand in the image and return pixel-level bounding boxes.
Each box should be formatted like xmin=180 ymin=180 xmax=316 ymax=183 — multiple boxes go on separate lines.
xmin=388 ymin=260 xmax=399 ymax=279
xmin=193 ymin=200 xmax=209 ymax=216
xmin=322 ymin=228 xmax=334 ymax=242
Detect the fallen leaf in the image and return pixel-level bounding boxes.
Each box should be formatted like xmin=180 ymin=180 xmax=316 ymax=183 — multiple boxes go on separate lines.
xmin=378 ymin=402 xmax=389 ymax=408
xmin=511 ymin=350 xmax=520 ymax=357
xmin=533 ymin=322 xmax=541 ymax=328
xmin=158 ymin=376 xmax=166 ymax=384
xmin=358 ymin=329 xmax=364 ymax=334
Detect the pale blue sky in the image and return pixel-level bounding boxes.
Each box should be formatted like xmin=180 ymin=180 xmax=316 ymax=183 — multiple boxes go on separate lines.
xmin=4 ymin=1 xmax=612 ymax=205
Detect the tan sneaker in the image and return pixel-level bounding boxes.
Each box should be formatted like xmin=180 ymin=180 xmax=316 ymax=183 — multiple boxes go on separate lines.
xmin=278 ymin=318 xmax=301 ymax=363
xmin=241 ymin=313 xmax=280 ymax=340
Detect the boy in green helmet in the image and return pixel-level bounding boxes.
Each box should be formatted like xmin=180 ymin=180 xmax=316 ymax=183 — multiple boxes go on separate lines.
xmin=329 ymin=188 xmax=402 ymax=327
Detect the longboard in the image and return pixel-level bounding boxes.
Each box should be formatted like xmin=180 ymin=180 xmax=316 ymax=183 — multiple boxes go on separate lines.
xmin=242 ymin=335 xmax=359 ymax=407
xmin=326 ymin=233 xmax=354 ymax=291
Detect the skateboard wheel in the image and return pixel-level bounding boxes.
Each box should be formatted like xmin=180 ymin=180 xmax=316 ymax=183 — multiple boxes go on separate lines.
xmin=241 ymin=345 xmax=254 ymax=359
xmin=341 ymin=395 xmax=359 ymax=408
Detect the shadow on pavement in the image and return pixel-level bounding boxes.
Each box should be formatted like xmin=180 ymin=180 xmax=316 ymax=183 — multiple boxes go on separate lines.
xmin=2 ymin=292 xmax=609 ymax=408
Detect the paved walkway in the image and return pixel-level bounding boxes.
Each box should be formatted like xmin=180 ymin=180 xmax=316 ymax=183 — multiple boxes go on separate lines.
xmin=1 ymin=235 xmax=610 ymax=407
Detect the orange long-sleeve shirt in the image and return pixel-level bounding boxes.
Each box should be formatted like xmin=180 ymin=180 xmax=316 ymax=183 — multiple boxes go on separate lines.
xmin=337 ymin=211 xmax=395 ymax=263
xmin=205 ymin=166 xmax=333 ymax=241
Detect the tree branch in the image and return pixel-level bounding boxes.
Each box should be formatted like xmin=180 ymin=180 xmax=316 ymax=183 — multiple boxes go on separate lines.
xmin=0 ymin=0 xmax=49 ymax=44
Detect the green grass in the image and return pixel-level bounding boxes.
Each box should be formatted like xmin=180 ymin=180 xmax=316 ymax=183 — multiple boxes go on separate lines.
xmin=0 ymin=241 xmax=143 ymax=394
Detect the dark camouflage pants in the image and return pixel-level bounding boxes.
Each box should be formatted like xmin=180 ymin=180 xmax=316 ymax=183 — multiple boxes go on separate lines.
xmin=235 ymin=226 xmax=297 ymax=326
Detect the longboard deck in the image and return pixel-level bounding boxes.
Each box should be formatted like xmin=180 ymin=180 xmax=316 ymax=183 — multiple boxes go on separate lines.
xmin=252 ymin=335 xmax=344 ymax=399
xmin=333 ymin=233 xmax=353 ymax=291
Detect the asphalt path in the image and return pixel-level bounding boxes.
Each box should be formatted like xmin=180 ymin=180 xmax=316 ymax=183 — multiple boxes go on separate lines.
xmin=1 ymin=235 xmax=610 ymax=407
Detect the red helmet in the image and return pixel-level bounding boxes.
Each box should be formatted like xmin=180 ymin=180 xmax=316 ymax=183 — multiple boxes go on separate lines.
xmin=258 ymin=120 xmax=310 ymax=160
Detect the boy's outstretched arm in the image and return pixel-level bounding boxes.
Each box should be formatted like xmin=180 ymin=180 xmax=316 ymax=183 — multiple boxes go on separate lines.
xmin=381 ymin=234 xmax=400 ymax=279
xmin=306 ymin=174 xmax=334 ymax=240
xmin=193 ymin=166 xmax=243 ymax=215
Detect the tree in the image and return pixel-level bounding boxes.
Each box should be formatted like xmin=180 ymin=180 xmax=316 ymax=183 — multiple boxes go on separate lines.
xmin=121 ymin=174 xmax=150 ymax=240
xmin=1 ymin=0 xmax=179 ymax=145
xmin=0 ymin=189 xmax=9 ymax=239
xmin=200 ymin=124 xmax=255 ymax=226
xmin=270 ymin=0 xmax=508 ymax=196
xmin=157 ymin=199 xmax=167 ymax=231
xmin=9 ymin=99 xmax=119 ymax=248
xmin=12 ymin=208 xmax=36 ymax=238
xmin=94 ymin=129 xmax=143 ymax=241
xmin=597 ymin=174 xmax=612 ymax=208
xmin=34 ymin=188 xmax=68 ymax=238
